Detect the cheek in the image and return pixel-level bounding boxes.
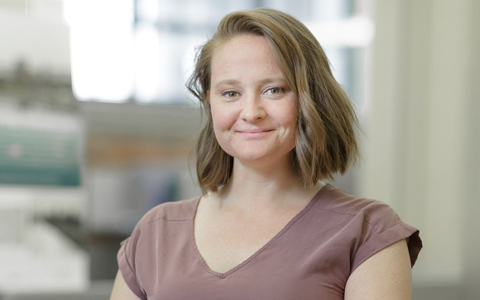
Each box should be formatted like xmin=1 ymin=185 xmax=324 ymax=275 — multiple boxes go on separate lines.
xmin=280 ymin=100 xmax=299 ymax=130
xmin=210 ymin=105 xmax=236 ymax=155
xmin=286 ymin=109 xmax=298 ymax=128
xmin=211 ymin=104 xmax=234 ymax=134
xmin=281 ymin=101 xmax=299 ymax=148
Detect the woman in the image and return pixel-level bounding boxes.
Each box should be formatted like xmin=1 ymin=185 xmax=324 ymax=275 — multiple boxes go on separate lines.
xmin=111 ymin=8 xmax=422 ymax=300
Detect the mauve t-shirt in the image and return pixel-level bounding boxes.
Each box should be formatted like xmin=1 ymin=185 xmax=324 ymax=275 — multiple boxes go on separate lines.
xmin=117 ymin=184 xmax=422 ymax=299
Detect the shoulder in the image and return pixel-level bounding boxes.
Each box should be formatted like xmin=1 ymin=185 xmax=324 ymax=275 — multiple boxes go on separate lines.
xmin=137 ymin=196 xmax=201 ymax=226
xmin=313 ymin=185 xmax=399 ymax=227
xmin=312 ymin=185 xmax=422 ymax=270
xmin=120 ymin=196 xmax=201 ymax=263
xmin=117 ymin=197 xmax=200 ymax=299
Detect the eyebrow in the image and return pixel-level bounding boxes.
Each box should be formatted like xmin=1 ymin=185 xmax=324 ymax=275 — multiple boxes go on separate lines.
xmin=213 ymin=79 xmax=240 ymax=90
xmin=213 ymin=77 xmax=287 ymax=90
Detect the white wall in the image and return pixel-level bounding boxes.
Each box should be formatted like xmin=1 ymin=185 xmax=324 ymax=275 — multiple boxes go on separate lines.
xmin=360 ymin=0 xmax=480 ymax=299
xmin=0 ymin=0 xmax=70 ymax=74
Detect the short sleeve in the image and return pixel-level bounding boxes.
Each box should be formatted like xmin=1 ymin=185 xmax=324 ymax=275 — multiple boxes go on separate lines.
xmin=117 ymin=231 xmax=148 ymax=300
xmin=351 ymin=202 xmax=422 ymax=273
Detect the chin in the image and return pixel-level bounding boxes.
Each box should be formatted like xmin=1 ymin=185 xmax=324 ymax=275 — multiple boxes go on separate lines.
xmin=230 ymin=152 xmax=267 ymax=162
xmin=233 ymin=150 xmax=293 ymax=166
xmin=219 ymin=142 xmax=295 ymax=166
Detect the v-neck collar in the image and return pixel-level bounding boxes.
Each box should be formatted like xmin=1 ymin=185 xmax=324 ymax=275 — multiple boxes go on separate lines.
xmin=189 ymin=184 xmax=331 ymax=278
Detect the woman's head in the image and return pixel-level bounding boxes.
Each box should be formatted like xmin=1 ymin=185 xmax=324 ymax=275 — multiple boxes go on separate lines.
xmin=187 ymin=8 xmax=358 ymax=194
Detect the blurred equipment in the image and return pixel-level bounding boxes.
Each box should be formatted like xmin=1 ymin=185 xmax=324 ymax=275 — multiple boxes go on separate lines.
xmin=0 ymin=90 xmax=88 ymax=294
xmin=0 ymin=105 xmax=81 ymax=186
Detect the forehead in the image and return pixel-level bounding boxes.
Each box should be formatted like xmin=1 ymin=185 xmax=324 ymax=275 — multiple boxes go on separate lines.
xmin=215 ymin=33 xmax=268 ymax=50
xmin=210 ymin=34 xmax=283 ymax=83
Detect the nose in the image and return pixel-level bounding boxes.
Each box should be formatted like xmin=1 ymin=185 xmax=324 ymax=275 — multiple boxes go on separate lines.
xmin=240 ymin=94 xmax=266 ymax=122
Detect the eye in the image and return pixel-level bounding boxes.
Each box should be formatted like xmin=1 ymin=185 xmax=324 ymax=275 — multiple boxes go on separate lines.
xmin=222 ymin=91 xmax=239 ymax=98
xmin=266 ymin=87 xmax=285 ymax=95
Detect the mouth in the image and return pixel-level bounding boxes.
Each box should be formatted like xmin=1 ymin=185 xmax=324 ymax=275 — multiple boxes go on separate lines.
xmin=236 ymin=129 xmax=274 ymax=138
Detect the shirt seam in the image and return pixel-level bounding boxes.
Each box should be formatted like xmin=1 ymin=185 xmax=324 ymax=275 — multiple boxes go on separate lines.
xmin=312 ymin=207 xmax=381 ymax=234
xmin=143 ymin=216 xmax=191 ymax=224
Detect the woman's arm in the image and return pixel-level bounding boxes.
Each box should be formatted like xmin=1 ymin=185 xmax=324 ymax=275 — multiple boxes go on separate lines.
xmin=345 ymin=239 xmax=412 ymax=300
xmin=110 ymin=270 xmax=142 ymax=300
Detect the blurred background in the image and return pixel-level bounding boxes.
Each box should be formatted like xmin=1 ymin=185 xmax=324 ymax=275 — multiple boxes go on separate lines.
xmin=0 ymin=0 xmax=478 ymax=299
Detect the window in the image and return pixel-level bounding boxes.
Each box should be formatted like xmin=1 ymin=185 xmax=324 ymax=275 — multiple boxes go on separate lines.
xmin=64 ymin=0 xmax=373 ymax=109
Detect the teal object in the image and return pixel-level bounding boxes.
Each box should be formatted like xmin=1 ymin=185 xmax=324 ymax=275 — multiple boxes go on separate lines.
xmin=0 ymin=126 xmax=81 ymax=186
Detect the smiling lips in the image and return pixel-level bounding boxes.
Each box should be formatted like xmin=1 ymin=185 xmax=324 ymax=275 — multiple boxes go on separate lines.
xmin=236 ymin=129 xmax=274 ymax=138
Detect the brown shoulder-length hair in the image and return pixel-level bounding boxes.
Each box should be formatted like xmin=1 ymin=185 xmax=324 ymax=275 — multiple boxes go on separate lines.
xmin=187 ymin=8 xmax=358 ymax=195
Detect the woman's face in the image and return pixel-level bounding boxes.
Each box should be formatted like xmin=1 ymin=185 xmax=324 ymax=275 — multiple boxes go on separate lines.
xmin=209 ymin=34 xmax=298 ymax=166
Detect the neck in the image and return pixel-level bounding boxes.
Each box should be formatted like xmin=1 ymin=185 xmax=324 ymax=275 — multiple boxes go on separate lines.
xmin=214 ymin=156 xmax=314 ymax=211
